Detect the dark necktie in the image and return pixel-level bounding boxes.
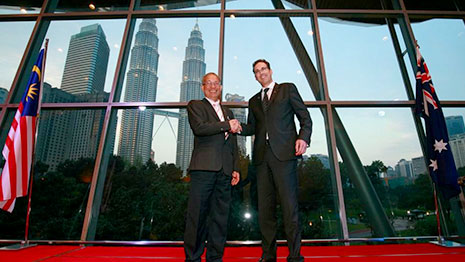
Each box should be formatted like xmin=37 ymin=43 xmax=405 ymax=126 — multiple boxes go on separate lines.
xmin=262 ymin=88 xmax=270 ymax=112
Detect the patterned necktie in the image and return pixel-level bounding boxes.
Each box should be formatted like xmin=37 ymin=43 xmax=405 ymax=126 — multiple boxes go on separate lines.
xmin=213 ymin=103 xmax=229 ymax=140
xmin=262 ymin=88 xmax=270 ymax=112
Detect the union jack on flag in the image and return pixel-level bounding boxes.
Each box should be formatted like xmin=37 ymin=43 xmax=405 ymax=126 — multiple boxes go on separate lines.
xmin=0 ymin=49 xmax=44 ymax=212
xmin=414 ymin=46 xmax=461 ymax=200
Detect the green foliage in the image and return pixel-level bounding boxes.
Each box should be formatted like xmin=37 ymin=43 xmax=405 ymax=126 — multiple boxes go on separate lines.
xmin=2 ymin=156 xmax=456 ymax=241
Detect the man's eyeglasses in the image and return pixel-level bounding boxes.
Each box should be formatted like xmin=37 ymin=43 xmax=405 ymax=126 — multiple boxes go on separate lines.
xmin=203 ymin=81 xmax=220 ymax=87
xmin=254 ymin=66 xmax=269 ymax=75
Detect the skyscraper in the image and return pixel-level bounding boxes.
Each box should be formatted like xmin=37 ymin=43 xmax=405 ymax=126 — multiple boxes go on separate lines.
xmin=35 ymin=24 xmax=112 ymax=170
xmin=225 ymin=93 xmax=246 ymax=156
xmin=176 ymin=23 xmax=206 ymax=175
xmin=61 ymin=24 xmax=110 ymax=95
xmin=118 ymin=19 xmax=159 ymax=165
xmin=449 ymin=133 xmax=465 ymax=168
xmin=445 ymin=115 xmax=465 ymax=138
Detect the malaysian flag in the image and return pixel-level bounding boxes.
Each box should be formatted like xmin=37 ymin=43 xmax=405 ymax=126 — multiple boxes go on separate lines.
xmin=414 ymin=46 xmax=461 ymax=200
xmin=0 ymin=49 xmax=45 ymax=212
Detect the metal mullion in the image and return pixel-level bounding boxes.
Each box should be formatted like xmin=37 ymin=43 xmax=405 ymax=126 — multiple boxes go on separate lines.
xmin=224 ymin=9 xmax=312 ymax=17
xmin=329 ymin=101 xmax=414 ymax=107
xmin=218 ymin=0 xmax=226 ymax=81
xmin=79 ymin=0 xmax=137 ymax=241
xmin=316 ymin=8 xmax=402 ymax=15
xmin=0 ymin=14 xmax=39 ymax=22
xmin=406 ymin=10 xmax=465 ymax=17
xmin=310 ymin=0 xmax=349 ymax=243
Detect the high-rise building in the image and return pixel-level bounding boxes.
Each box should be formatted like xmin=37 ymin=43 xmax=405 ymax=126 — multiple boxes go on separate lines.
xmin=395 ymin=159 xmax=414 ymax=179
xmin=176 ymin=23 xmax=206 ymax=175
xmin=35 ymin=83 xmax=76 ymax=170
xmin=60 ymin=24 xmax=110 ymax=95
xmin=446 ymin=115 xmax=465 ymax=137
xmin=35 ymin=24 xmax=112 ymax=170
xmin=411 ymin=156 xmax=427 ymax=177
xmin=225 ymin=93 xmax=246 ymax=156
xmin=118 ymin=19 xmax=159 ymax=165
xmin=449 ymin=133 xmax=465 ymax=168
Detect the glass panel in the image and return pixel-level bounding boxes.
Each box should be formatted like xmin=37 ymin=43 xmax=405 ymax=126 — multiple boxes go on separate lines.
xmin=315 ymin=0 xmax=393 ymax=9
xmin=37 ymin=19 xmax=125 ymax=103
xmin=53 ymin=0 xmax=130 ymax=12
xmin=299 ymin=108 xmax=339 ymax=239
xmin=27 ymin=108 xmax=105 ymax=240
xmin=443 ymin=108 xmax=465 ymax=171
xmin=226 ymin=0 xmax=309 ymax=9
xmin=335 ymin=108 xmax=435 ymax=237
xmin=226 ymin=0 xmax=275 ymax=9
xmin=319 ymin=17 xmax=407 ymax=100
xmin=404 ymin=0 xmax=461 ymax=11
xmin=115 ymin=18 xmax=219 ymax=103
xmin=138 ymin=0 xmax=220 ymax=10
xmin=410 ymin=19 xmax=465 ymax=100
xmin=0 ymin=2 xmax=42 ymax=14
xmin=0 ymin=22 xmax=35 ymax=96
xmin=223 ymin=17 xmax=316 ymax=101
xmin=227 ymin=108 xmax=337 ymax=240
xmin=95 ymin=108 xmax=185 ymax=240
xmin=95 ymin=106 xmax=334 ymax=240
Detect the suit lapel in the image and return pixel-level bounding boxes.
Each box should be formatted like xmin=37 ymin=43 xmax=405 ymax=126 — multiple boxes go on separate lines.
xmin=202 ymin=98 xmax=220 ymax=122
xmin=269 ymin=83 xmax=279 ymax=105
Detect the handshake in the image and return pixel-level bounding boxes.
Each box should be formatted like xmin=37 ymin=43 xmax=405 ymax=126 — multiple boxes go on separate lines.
xmin=228 ymin=119 xmax=242 ymax=134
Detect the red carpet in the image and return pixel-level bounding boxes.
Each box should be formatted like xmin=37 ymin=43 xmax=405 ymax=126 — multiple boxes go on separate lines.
xmin=1 ymin=243 xmax=464 ymax=261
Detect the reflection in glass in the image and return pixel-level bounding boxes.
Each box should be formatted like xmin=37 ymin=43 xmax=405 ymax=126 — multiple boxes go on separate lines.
xmin=36 ymin=20 xmax=125 ymax=103
xmin=0 ymin=2 xmax=42 ymax=14
xmin=53 ymin=0 xmax=130 ymax=12
xmin=226 ymin=0 xmax=306 ymax=9
xmin=315 ymin=0 xmax=392 ymax=9
xmin=139 ymin=0 xmax=220 ymax=10
xmin=223 ymin=17 xmax=316 ymax=101
xmin=0 ymin=22 xmax=35 ymax=94
xmin=319 ymin=18 xmax=407 ymax=100
xmin=404 ymin=0 xmax=462 ymax=11
xmin=411 ymin=19 xmax=465 ymax=100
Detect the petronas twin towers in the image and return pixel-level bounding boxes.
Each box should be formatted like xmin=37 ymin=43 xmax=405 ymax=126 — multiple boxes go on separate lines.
xmin=118 ymin=19 xmax=160 ymax=165
xmin=118 ymin=19 xmax=205 ymax=173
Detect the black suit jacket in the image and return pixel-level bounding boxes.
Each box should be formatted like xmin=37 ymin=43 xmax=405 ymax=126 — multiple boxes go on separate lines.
xmin=187 ymin=98 xmax=240 ymax=175
xmin=242 ymin=83 xmax=312 ymax=165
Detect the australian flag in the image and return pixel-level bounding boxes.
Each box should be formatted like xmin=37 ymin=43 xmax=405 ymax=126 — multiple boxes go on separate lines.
xmin=415 ymin=47 xmax=461 ymax=200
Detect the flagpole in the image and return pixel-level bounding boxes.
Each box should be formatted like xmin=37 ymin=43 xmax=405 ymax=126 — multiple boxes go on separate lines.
xmin=23 ymin=39 xmax=49 ymax=245
xmin=432 ymin=183 xmax=442 ymax=243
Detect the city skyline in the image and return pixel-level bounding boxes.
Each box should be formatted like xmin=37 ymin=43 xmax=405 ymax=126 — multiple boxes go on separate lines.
xmin=0 ymin=17 xmax=464 ymax=168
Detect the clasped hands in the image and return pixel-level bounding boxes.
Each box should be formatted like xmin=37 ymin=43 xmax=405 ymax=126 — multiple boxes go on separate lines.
xmin=228 ymin=119 xmax=242 ymax=134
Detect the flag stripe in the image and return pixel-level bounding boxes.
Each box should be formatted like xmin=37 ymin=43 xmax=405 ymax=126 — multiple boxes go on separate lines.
xmin=0 ymin=49 xmax=44 ymax=212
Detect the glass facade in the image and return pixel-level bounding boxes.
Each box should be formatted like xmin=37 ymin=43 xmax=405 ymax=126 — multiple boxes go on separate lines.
xmin=0 ymin=0 xmax=464 ymax=244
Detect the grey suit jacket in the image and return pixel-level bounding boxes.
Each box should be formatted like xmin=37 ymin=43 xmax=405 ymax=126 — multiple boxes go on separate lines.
xmin=241 ymin=82 xmax=312 ymax=165
xmin=187 ymin=98 xmax=240 ymax=175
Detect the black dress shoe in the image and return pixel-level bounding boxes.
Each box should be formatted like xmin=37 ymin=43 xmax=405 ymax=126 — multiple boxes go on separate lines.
xmin=258 ymin=258 xmax=276 ymax=262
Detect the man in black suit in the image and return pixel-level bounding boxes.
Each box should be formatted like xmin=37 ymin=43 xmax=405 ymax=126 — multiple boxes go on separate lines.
xmin=184 ymin=72 xmax=241 ymax=262
xmin=239 ymin=59 xmax=312 ymax=262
